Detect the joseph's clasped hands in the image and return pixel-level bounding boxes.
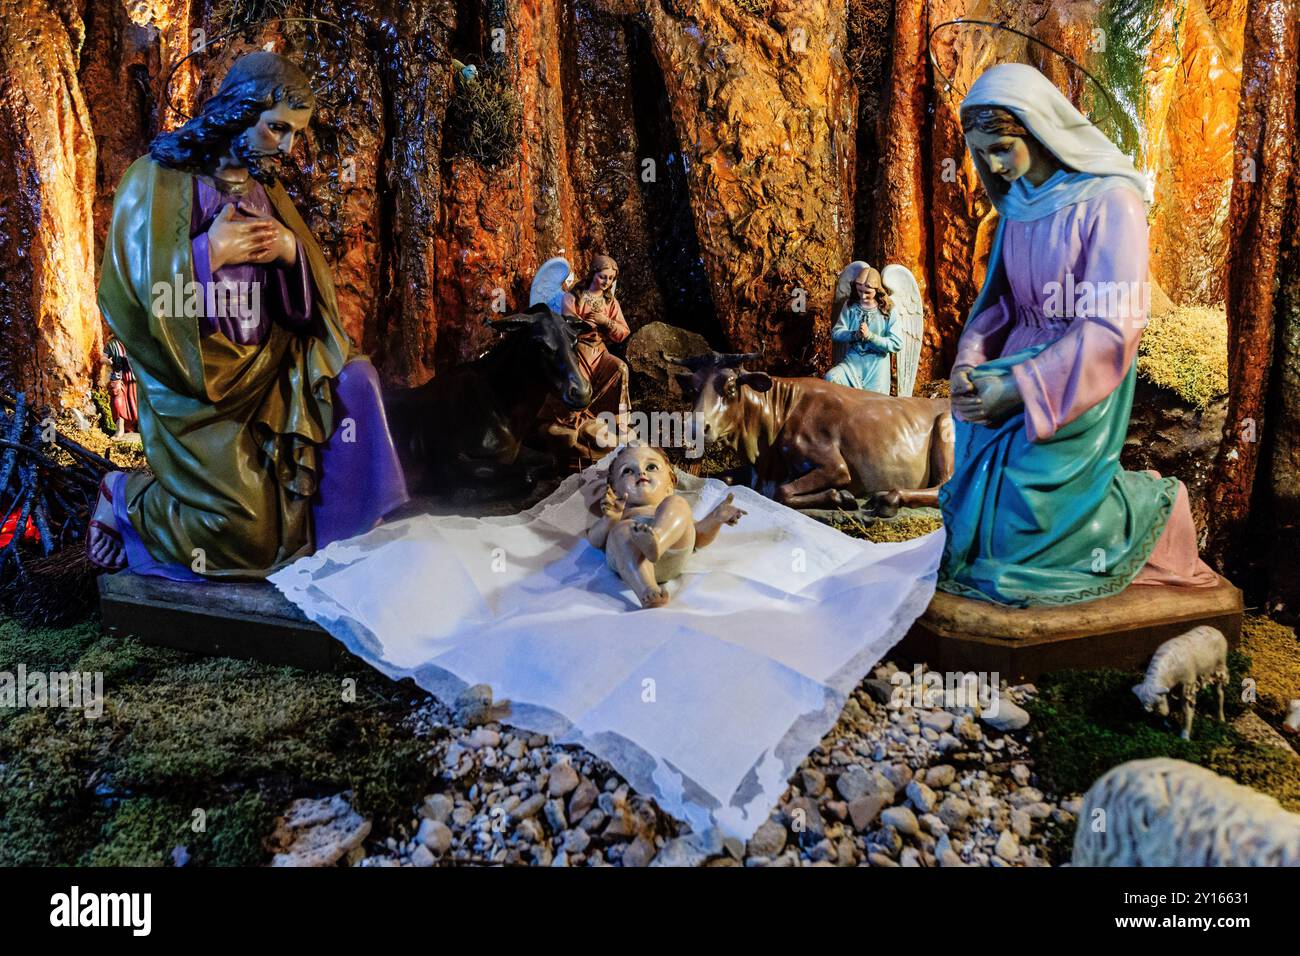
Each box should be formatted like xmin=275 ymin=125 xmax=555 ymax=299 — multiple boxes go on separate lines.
xmin=207 ymin=202 xmax=297 ymax=272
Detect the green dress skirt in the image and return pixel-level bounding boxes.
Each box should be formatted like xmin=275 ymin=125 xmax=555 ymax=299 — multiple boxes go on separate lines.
xmin=937 ymin=345 xmax=1177 ymax=606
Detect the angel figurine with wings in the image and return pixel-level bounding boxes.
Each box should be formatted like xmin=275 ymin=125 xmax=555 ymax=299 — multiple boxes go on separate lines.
xmin=825 ymin=261 xmax=924 ymax=397
xmin=529 ymin=254 xmax=630 ymax=468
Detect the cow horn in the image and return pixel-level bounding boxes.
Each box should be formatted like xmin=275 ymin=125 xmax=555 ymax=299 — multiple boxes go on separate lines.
xmin=661 ymin=350 xmax=762 ymax=370
xmin=715 ymin=351 xmax=762 ymax=368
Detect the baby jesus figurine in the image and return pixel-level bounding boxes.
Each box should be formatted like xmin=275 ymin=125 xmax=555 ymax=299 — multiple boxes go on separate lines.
xmin=585 ymin=444 xmax=746 ymax=608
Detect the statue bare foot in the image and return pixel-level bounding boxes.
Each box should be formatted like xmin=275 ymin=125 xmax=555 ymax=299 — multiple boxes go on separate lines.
xmin=640 ymin=585 xmax=669 ymax=609
xmin=627 ymin=521 xmax=663 ymax=562
xmin=87 ymin=473 xmax=127 ymax=571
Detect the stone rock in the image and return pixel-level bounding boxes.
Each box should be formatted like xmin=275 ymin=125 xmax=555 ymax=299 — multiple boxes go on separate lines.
xmin=862 ymin=679 xmax=896 ymax=704
xmin=1010 ymin=809 xmax=1033 ymax=840
xmin=420 ymin=793 xmax=454 ymax=823
xmin=621 ymin=835 xmax=657 ymax=868
xmin=544 ymin=799 xmax=568 ymax=833
xmin=270 ymin=792 xmax=372 ymax=868
xmin=416 ymin=818 xmax=453 ymax=855
xmin=836 ymin=765 xmax=894 ymax=803
xmin=568 ymin=778 xmax=599 ymax=821
xmin=924 ymin=765 xmax=956 ymax=789
xmin=834 ymin=836 xmax=859 ymax=866
xmin=880 ymin=806 xmax=920 ymax=838
xmin=513 ymin=793 xmax=546 ymax=820
xmin=881 ymin=763 xmax=914 ymax=794
xmin=941 ymin=848 xmax=972 ymax=868
xmin=981 ymin=700 xmax=1031 ymax=732
xmin=995 ymin=829 xmax=1020 ymax=862
xmin=919 ymin=813 xmax=947 ymax=836
xmin=1011 ymin=763 xmax=1032 ymax=786
xmin=868 ymin=852 xmax=899 ymax=867
xmin=800 ymin=768 xmax=827 ymax=797
xmin=1007 ymin=787 xmax=1045 ymax=808
xmin=748 ymin=819 xmax=788 ymax=858
xmin=848 ymin=795 xmax=889 ymax=832
xmin=410 ymin=844 xmax=436 ymax=867
xmin=471 ymin=727 xmax=503 ymax=749
xmin=653 ymin=833 xmax=719 ymax=868
xmin=454 ymin=684 xmax=510 ymax=727
xmin=548 ymin=763 xmax=581 ymax=797
xmin=920 ymin=710 xmax=955 ymax=733
xmin=785 ymin=796 xmax=826 ymax=845
xmin=516 ymin=818 xmax=544 ymax=844
xmin=938 ymin=796 xmax=973 ymax=831
xmin=563 ymin=828 xmax=591 ymax=854
xmin=624 ymin=322 xmax=712 ymax=405
xmin=906 ymin=780 xmax=937 ymax=814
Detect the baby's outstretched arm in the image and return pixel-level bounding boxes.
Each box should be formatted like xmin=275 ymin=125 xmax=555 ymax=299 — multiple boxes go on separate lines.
xmin=587 ymin=486 xmax=625 ymax=549
xmin=694 ymin=493 xmax=746 ymax=550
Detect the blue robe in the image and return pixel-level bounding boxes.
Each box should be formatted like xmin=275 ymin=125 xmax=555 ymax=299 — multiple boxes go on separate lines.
xmin=825 ymin=304 xmax=901 ymax=393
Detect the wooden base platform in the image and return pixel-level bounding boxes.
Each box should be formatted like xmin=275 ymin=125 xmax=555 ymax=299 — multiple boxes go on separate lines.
xmin=893 ymin=575 xmax=1243 ymax=684
xmin=98 ymin=572 xmax=350 ymax=671
xmin=100 ymin=565 xmax=1243 ymax=686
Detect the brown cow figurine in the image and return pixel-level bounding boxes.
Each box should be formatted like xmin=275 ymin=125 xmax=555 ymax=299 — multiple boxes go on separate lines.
xmin=671 ymin=352 xmax=954 ymax=514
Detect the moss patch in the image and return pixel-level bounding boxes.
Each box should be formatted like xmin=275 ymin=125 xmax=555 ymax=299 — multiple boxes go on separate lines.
xmin=837 ymin=509 xmax=943 ymax=543
xmin=1137 ymin=305 xmax=1229 ymax=409
xmin=1027 ymin=653 xmax=1300 ymax=813
xmin=1240 ymin=613 xmax=1300 ymax=719
xmin=0 ymin=616 xmax=435 ymax=866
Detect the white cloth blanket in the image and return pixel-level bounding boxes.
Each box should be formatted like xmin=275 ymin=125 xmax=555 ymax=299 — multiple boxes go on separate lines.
xmin=271 ymin=466 xmax=944 ymax=845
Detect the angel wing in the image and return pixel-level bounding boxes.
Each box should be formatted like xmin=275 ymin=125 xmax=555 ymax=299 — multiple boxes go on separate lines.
xmin=831 ymin=260 xmax=871 ymax=368
xmin=529 ymin=256 xmax=575 ymax=315
xmin=882 ymin=263 xmax=924 ymax=397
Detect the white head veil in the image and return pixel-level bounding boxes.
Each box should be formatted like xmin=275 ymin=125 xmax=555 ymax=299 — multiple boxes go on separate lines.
xmin=961 ymin=63 xmax=1150 ymax=222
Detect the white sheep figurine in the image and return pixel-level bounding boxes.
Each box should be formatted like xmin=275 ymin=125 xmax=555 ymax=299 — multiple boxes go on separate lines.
xmin=1072 ymin=758 xmax=1300 ymax=866
xmin=1132 ymin=625 xmax=1229 ymax=740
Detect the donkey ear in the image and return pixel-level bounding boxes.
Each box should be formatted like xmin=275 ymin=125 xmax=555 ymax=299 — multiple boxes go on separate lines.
xmin=737 ymin=371 xmax=773 ymax=393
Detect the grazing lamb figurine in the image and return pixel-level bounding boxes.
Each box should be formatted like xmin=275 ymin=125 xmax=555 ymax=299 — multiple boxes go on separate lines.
xmin=1072 ymin=758 xmax=1300 ymax=866
xmin=1132 ymin=625 xmax=1229 ymax=740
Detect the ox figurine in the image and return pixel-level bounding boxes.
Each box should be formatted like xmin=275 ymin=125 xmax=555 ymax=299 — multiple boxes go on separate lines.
xmin=385 ymin=304 xmax=595 ymax=493
xmin=670 ymin=351 xmax=953 ymax=513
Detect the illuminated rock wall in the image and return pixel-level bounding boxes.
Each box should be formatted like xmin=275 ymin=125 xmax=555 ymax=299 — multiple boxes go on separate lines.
xmin=0 ymin=0 xmax=101 ymax=408
xmin=0 ymin=0 xmax=1256 ymax=407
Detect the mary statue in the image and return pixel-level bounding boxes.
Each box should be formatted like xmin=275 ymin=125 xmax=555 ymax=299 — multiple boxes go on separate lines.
xmin=940 ymin=64 xmax=1216 ymax=606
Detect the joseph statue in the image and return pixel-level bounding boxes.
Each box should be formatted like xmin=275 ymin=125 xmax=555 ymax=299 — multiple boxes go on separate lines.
xmin=88 ymin=52 xmax=408 ymax=579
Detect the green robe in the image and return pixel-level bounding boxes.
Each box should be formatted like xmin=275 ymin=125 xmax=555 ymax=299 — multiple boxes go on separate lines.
xmin=97 ymin=157 xmax=353 ymax=577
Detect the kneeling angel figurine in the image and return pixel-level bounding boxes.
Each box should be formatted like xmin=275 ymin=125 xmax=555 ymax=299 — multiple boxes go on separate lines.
xmin=585 ymin=444 xmax=746 ymax=608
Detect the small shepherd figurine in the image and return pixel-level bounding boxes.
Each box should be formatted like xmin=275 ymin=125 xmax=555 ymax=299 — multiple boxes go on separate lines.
xmin=585 ymin=444 xmax=745 ymax=608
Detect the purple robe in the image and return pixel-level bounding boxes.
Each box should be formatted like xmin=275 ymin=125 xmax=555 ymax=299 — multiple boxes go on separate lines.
xmin=113 ymin=178 xmax=409 ymax=580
